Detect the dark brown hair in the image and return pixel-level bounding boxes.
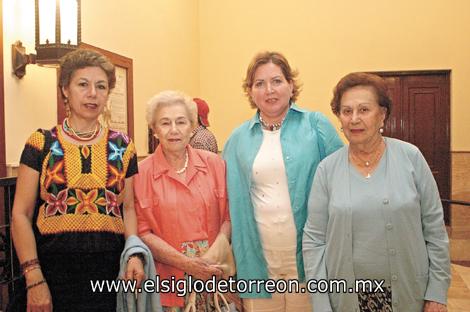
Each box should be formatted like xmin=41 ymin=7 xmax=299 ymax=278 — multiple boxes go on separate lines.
xmin=243 ymin=51 xmax=301 ymax=108
xmin=331 ymin=72 xmax=391 ymax=120
xmin=58 ymin=49 xmax=116 ymax=99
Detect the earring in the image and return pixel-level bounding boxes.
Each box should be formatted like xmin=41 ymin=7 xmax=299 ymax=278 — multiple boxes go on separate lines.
xmin=65 ymin=103 xmax=71 ymax=118
xmin=340 ymin=127 xmax=343 ymax=132
xmin=64 ymin=97 xmax=69 ymax=104
xmin=379 ymin=127 xmax=384 ymax=134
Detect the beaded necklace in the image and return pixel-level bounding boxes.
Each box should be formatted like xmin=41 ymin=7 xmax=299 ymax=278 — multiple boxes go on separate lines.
xmin=259 ymin=114 xmax=285 ymax=131
xmin=62 ymin=118 xmax=102 ymax=142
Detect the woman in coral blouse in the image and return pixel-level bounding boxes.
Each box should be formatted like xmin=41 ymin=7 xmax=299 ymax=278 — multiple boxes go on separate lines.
xmin=134 ymin=90 xmax=231 ymax=311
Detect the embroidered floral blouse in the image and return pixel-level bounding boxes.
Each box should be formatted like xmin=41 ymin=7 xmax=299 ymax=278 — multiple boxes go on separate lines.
xmin=20 ymin=126 xmax=138 ymax=254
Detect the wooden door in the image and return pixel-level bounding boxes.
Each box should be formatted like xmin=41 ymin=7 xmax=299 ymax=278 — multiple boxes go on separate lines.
xmin=377 ymin=71 xmax=451 ymax=224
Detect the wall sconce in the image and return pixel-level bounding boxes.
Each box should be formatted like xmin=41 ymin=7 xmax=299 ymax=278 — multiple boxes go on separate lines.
xmin=12 ymin=0 xmax=81 ymax=78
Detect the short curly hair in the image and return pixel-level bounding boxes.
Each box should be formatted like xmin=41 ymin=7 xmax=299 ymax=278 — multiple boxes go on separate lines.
xmin=330 ymin=72 xmax=391 ymax=120
xmin=146 ymin=90 xmax=197 ymax=131
xmin=58 ymin=49 xmax=116 ymax=99
xmin=242 ymin=51 xmax=302 ymax=108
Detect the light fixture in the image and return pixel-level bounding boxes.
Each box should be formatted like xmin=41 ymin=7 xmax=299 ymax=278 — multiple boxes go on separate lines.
xmin=12 ymin=0 xmax=81 ymax=78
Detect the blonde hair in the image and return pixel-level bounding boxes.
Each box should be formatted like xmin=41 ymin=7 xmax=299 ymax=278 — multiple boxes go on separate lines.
xmin=243 ymin=51 xmax=301 ymax=108
xmin=146 ymin=90 xmax=197 ymax=130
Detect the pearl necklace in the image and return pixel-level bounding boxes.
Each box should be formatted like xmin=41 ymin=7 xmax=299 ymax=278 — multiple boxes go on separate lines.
xmin=259 ymin=114 xmax=285 ymax=131
xmin=175 ymin=151 xmax=189 ymax=174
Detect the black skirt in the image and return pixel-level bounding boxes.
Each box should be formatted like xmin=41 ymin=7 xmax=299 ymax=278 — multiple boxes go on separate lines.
xmin=8 ymin=251 xmax=121 ymax=312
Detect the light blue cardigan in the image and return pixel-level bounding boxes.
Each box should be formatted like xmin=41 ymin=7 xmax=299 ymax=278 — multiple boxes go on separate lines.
xmin=223 ymin=104 xmax=343 ymax=298
xmin=117 ymin=235 xmax=162 ymax=312
xmin=303 ymin=138 xmax=451 ymax=311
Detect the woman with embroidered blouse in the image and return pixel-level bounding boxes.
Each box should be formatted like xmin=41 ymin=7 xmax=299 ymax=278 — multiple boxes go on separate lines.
xmin=133 ymin=91 xmax=231 ymax=311
xmin=10 ymin=49 xmax=144 ymax=312
xmin=302 ymin=72 xmax=450 ymax=312
xmin=223 ymin=51 xmax=343 ymax=311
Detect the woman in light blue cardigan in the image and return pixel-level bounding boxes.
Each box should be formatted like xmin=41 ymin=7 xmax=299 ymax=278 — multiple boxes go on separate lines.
xmin=303 ymin=72 xmax=450 ymax=312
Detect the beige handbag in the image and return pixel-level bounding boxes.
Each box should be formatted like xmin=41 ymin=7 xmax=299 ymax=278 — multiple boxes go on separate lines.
xmin=202 ymin=233 xmax=236 ymax=279
xmin=184 ymin=233 xmax=239 ymax=312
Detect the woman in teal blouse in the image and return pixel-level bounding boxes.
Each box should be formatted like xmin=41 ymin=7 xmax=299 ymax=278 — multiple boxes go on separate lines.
xmin=223 ymin=51 xmax=343 ymax=311
xmin=303 ymin=72 xmax=450 ymax=312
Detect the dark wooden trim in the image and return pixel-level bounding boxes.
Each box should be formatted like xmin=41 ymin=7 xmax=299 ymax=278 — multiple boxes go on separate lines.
xmin=452 ymin=261 xmax=470 ymax=267
xmin=0 ymin=0 xmax=6 ymax=177
xmin=57 ymin=43 xmax=134 ymax=139
xmin=370 ymin=69 xmax=451 ymax=77
xmin=452 ymin=151 xmax=470 ymax=154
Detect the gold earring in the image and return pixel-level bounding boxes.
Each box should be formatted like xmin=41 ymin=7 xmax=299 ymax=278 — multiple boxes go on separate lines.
xmin=65 ymin=103 xmax=71 ymax=118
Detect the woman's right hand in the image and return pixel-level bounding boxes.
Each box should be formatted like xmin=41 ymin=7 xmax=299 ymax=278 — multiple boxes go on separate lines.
xmin=185 ymin=257 xmax=223 ymax=280
xmin=25 ymin=270 xmax=53 ymax=312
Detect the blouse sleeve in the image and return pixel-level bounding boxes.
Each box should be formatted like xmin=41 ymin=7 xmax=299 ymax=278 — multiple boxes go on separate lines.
xmin=124 ymin=140 xmax=138 ymax=178
xmin=219 ymin=159 xmax=230 ymax=222
xmin=133 ymin=161 xmax=155 ymax=236
xmin=313 ymin=112 xmax=344 ymax=159
xmin=302 ymin=163 xmax=334 ymax=311
xmin=19 ymin=129 xmax=47 ymax=172
xmin=413 ymin=149 xmax=451 ymax=304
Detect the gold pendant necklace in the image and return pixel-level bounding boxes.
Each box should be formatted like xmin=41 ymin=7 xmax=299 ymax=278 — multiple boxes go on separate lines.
xmin=349 ymin=140 xmax=385 ymax=178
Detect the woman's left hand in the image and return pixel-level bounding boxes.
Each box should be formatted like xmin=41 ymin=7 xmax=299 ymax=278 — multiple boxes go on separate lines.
xmin=125 ymin=255 xmax=146 ymax=288
xmin=424 ymin=301 xmax=447 ymax=312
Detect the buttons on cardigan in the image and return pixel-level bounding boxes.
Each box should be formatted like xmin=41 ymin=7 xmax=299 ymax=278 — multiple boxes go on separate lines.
xmin=393 ymin=300 xmax=399 ymax=307
xmin=286 ymin=156 xmax=290 ymax=160
xmin=383 ymin=198 xmax=389 ymax=205
xmin=391 ymin=274 xmax=398 ymax=281
xmin=389 ymin=248 xmax=396 ymax=255
xmin=386 ymin=223 xmax=393 ymax=230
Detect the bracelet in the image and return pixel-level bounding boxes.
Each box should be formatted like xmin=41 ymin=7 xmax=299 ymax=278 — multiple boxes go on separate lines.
xmin=22 ymin=264 xmax=41 ymax=276
xmin=26 ymin=279 xmax=47 ymax=291
xmin=127 ymin=253 xmax=146 ymax=266
xmin=20 ymin=258 xmax=40 ymax=273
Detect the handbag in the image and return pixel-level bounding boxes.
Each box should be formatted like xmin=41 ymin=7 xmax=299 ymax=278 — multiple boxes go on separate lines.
xmin=183 ymin=290 xmax=234 ymax=312
xmin=184 ymin=233 xmax=242 ymax=311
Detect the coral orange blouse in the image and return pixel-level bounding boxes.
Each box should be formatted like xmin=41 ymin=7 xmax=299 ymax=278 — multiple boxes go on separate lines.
xmin=134 ymin=145 xmax=230 ymax=307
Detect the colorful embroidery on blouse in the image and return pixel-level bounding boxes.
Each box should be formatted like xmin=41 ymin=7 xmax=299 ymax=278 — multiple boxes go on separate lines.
xmin=22 ymin=127 xmax=137 ymax=235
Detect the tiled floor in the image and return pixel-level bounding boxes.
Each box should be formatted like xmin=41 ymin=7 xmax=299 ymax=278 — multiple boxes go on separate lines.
xmin=449 ymin=264 xmax=470 ymax=311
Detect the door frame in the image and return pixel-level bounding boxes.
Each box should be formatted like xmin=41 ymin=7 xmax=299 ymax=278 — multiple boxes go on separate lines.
xmin=372 ymin=70 xmax=451 ymax=224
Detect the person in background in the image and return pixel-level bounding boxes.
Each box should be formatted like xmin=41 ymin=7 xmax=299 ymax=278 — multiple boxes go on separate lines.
xmin=303 ymin=72 xmax=450 ymax=312
xmin=134 ymin=90 xmax=231 ymax=311
xmin=9 ymin=49 xmax=144 ymax=312
xmin=223 ymin=51 xmax=343 ymax=311
xmin=189 ymin=97 xmax=219 ymax=154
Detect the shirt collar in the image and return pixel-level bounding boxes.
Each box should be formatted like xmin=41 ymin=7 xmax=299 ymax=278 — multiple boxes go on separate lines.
xmin=152 ymin=144 xmax=208 ymax=180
